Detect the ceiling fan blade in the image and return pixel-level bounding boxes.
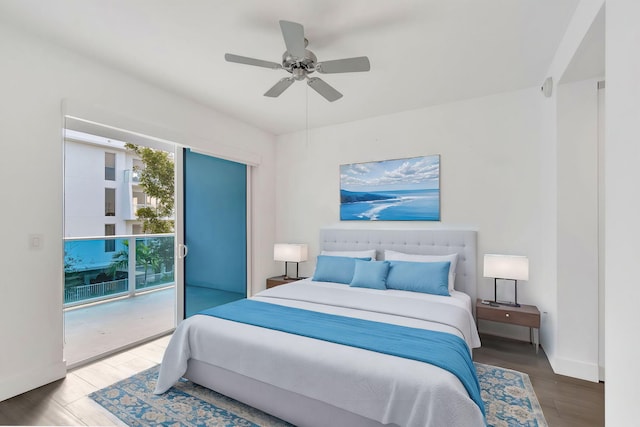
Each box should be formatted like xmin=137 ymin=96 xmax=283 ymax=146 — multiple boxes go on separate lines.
xmin=264 ymin=77 xmax=295 ymax=97
xmin=225 ymin=53 xmax=282 ymax=70
xmin=279 ymin=20 xmax=306 ymax=58
xmin=316 ymin=56 xmax=371 ymax=73
xmin=307 ymin=77 xmax=343 ymax=102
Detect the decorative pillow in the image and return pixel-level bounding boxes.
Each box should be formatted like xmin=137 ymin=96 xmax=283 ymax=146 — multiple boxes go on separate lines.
xmin=349 ymin=260 xmax=390 ymax=290
xmin=320 ymin=249 xmax=377 ymax=261
xmin=384 ymin=250 xmax=458 ymax=291
xmin=386 ymin=260 xmax=450 ymax=296
xmin=312 ymin=255 xmax=372 ymax=284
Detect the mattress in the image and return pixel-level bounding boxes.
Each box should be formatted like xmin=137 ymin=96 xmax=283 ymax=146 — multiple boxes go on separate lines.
xmin=155 ymin=279 xmax=485 ymax=427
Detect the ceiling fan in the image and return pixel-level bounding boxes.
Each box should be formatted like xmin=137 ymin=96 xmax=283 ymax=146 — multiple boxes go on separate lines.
xmin=225 ymin=20 xmax=371 ymax=102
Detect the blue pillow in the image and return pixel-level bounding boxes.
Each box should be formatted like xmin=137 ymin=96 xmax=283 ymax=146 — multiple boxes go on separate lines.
xmin=312 ymin=255 xmax=372 ymax=284
xmin=386 ymin=260 xmax=450 ymax=296
xmin=350 ymin=260 xmax=390 ymax=290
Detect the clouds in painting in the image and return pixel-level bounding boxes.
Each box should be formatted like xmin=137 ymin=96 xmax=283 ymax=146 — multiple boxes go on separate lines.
xmin=341 ymin=155 xmax=440 ymax=191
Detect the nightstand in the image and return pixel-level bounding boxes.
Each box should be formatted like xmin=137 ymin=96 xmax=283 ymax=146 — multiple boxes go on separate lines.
xmin=476 ymin=299 xmax=541 ymax=353
xmin=266 ymin=275 xmax=306 ymax=289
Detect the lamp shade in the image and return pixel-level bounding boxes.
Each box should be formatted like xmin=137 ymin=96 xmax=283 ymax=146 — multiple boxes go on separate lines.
xmin=483 ymin=254 xmax=529 ymax=281
xmin=274 ymin=243 xmax=308 ymax=262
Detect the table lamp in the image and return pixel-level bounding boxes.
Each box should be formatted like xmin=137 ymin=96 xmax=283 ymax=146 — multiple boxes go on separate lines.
xmin=483 ymin=254 xmax=529 ymax=307
xmin=274 ymin=243 xmax=308 ymax=279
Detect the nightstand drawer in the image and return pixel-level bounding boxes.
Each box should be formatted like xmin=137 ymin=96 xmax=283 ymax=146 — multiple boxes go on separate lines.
xmin=477 ymin=305 xmax=540 ymax=328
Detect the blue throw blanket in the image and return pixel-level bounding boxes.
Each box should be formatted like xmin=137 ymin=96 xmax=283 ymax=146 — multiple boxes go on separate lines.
xmin=199 ymin=299 xmax=485 ymax=417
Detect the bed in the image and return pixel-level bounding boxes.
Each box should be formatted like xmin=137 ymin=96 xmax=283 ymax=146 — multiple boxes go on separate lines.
xmin=155 ymin=228 xmax=484 ymax=426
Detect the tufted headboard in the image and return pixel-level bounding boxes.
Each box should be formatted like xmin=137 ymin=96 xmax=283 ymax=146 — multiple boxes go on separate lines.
xmin=319 ymin=228 xmax=477 ymax=303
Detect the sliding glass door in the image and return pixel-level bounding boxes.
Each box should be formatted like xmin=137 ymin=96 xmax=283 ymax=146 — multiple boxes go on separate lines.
xmin=62 ymin=120 xmax=176 ymax=367
xmin=183 ymin=149 xmax=247 ymax=317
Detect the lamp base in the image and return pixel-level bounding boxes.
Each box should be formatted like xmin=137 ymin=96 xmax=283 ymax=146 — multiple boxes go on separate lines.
xmin=283 ymin=261 xmax=300 ymax=281
xmin=493 ymin=301 xmax=521 ymax=308
xmin=493 ymin=278 xmax=521 ymax=307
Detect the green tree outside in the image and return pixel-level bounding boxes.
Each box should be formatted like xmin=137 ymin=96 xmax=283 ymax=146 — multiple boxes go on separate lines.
xmin=108 ymin=144 xmax=175 ymax=287
xmin=110 ymin=239 xmax=165 ymax=287
xmin=125 ymin=143 xmax=175 ymax=233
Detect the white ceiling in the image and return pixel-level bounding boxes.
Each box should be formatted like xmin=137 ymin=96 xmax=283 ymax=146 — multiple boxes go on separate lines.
xmin=562 ymin=5 xmax=605 ymax=84
xmin=0 ymin=0 xmax=582 ymax=135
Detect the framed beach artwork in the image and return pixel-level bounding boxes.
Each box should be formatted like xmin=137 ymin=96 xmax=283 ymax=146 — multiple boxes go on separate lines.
xmin=340 ymin=155 xmax=440 ymax=221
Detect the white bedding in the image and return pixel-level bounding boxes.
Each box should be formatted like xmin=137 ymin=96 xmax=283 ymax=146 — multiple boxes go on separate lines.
xmin=155 ymin=280 xmax=484 ymax=427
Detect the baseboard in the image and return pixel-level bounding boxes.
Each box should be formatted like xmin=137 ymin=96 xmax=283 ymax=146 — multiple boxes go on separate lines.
xmin=549 ymin=356 xmax=599 ymax=382
xmin=0 ymin=361 xmax=66 ymax=402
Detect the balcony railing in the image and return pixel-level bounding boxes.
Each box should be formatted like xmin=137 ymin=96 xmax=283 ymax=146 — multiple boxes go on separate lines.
xmin=64 ymin=279 xmax=128 ymax=304
xmin=64 ymin=233 xmax=175 ymax=307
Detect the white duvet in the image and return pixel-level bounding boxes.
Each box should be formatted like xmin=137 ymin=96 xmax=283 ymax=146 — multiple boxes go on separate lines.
xmin=155 ymin=280 xmax=485 ymax=427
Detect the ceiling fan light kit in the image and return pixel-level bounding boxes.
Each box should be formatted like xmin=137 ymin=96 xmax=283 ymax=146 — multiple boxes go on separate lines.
xmin=225 ymin=20 xmax=370 ymax=102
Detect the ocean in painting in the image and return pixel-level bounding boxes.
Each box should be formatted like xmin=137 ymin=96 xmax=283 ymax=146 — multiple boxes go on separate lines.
xmin=340 ymin=189 xmax=440 ymax=221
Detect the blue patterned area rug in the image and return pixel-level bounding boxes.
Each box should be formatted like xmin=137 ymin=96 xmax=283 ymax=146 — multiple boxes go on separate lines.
xmin=475 ymin=362 xmax=547 ymax=427
xmin=90 ymin=363 xmax=547 ymax=427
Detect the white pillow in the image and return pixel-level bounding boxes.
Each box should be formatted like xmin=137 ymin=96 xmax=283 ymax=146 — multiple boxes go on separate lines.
xmin=384 ymin=250 xmax=458 ymax=291
xmin=320 ymin=249 xmax=377 ymax=260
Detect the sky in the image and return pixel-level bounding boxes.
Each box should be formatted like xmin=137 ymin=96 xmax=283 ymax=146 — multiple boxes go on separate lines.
xmin=340 ymin=155 xmax=440 ymax=192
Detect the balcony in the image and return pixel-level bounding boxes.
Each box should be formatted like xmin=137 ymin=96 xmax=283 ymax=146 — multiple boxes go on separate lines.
xmin=64 ymin=287 xmax=175 ymax=368
xmin=124 ymin=168 xmax=141 ymax=184
xmin=63 ymin=234 xmax=176 ymax=367
xmin=64 ymin=234 xmax=175 ymax=307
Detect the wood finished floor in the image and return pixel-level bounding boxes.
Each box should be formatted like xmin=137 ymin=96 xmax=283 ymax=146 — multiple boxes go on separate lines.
xmin=0 ymin=335 xmax=171 ymax=426
xmin=0 ymin=333 xmax=604 ymax=426
xmin=473 ymin=334 xmax=605 ymax=427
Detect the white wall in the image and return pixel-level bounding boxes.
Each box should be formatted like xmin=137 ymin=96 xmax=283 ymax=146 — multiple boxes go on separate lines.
xmin=555 ymin=78 xmax=601 ymax=381
xmin=0 ymin=24 xmax=277 ymax=401
xmin=535 ymin=0 xmax=604 ymax=388
xmin=275 ymin=87 xmax=559 ymax=357
xmin=605 ymin=1 xmax=640 ymax=424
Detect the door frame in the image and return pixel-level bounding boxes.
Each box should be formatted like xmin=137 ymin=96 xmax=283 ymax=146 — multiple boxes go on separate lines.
xmin=62 ymin=98 xmax=260 ymax=324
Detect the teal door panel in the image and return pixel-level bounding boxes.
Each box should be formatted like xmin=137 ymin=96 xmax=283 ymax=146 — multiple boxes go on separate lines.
xmin=184 ymin=149 xmax=246 ymax=317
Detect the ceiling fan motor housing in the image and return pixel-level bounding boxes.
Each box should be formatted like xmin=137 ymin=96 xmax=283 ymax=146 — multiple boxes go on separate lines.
xmin=282 ymin=49 xmax=317 ymax=79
